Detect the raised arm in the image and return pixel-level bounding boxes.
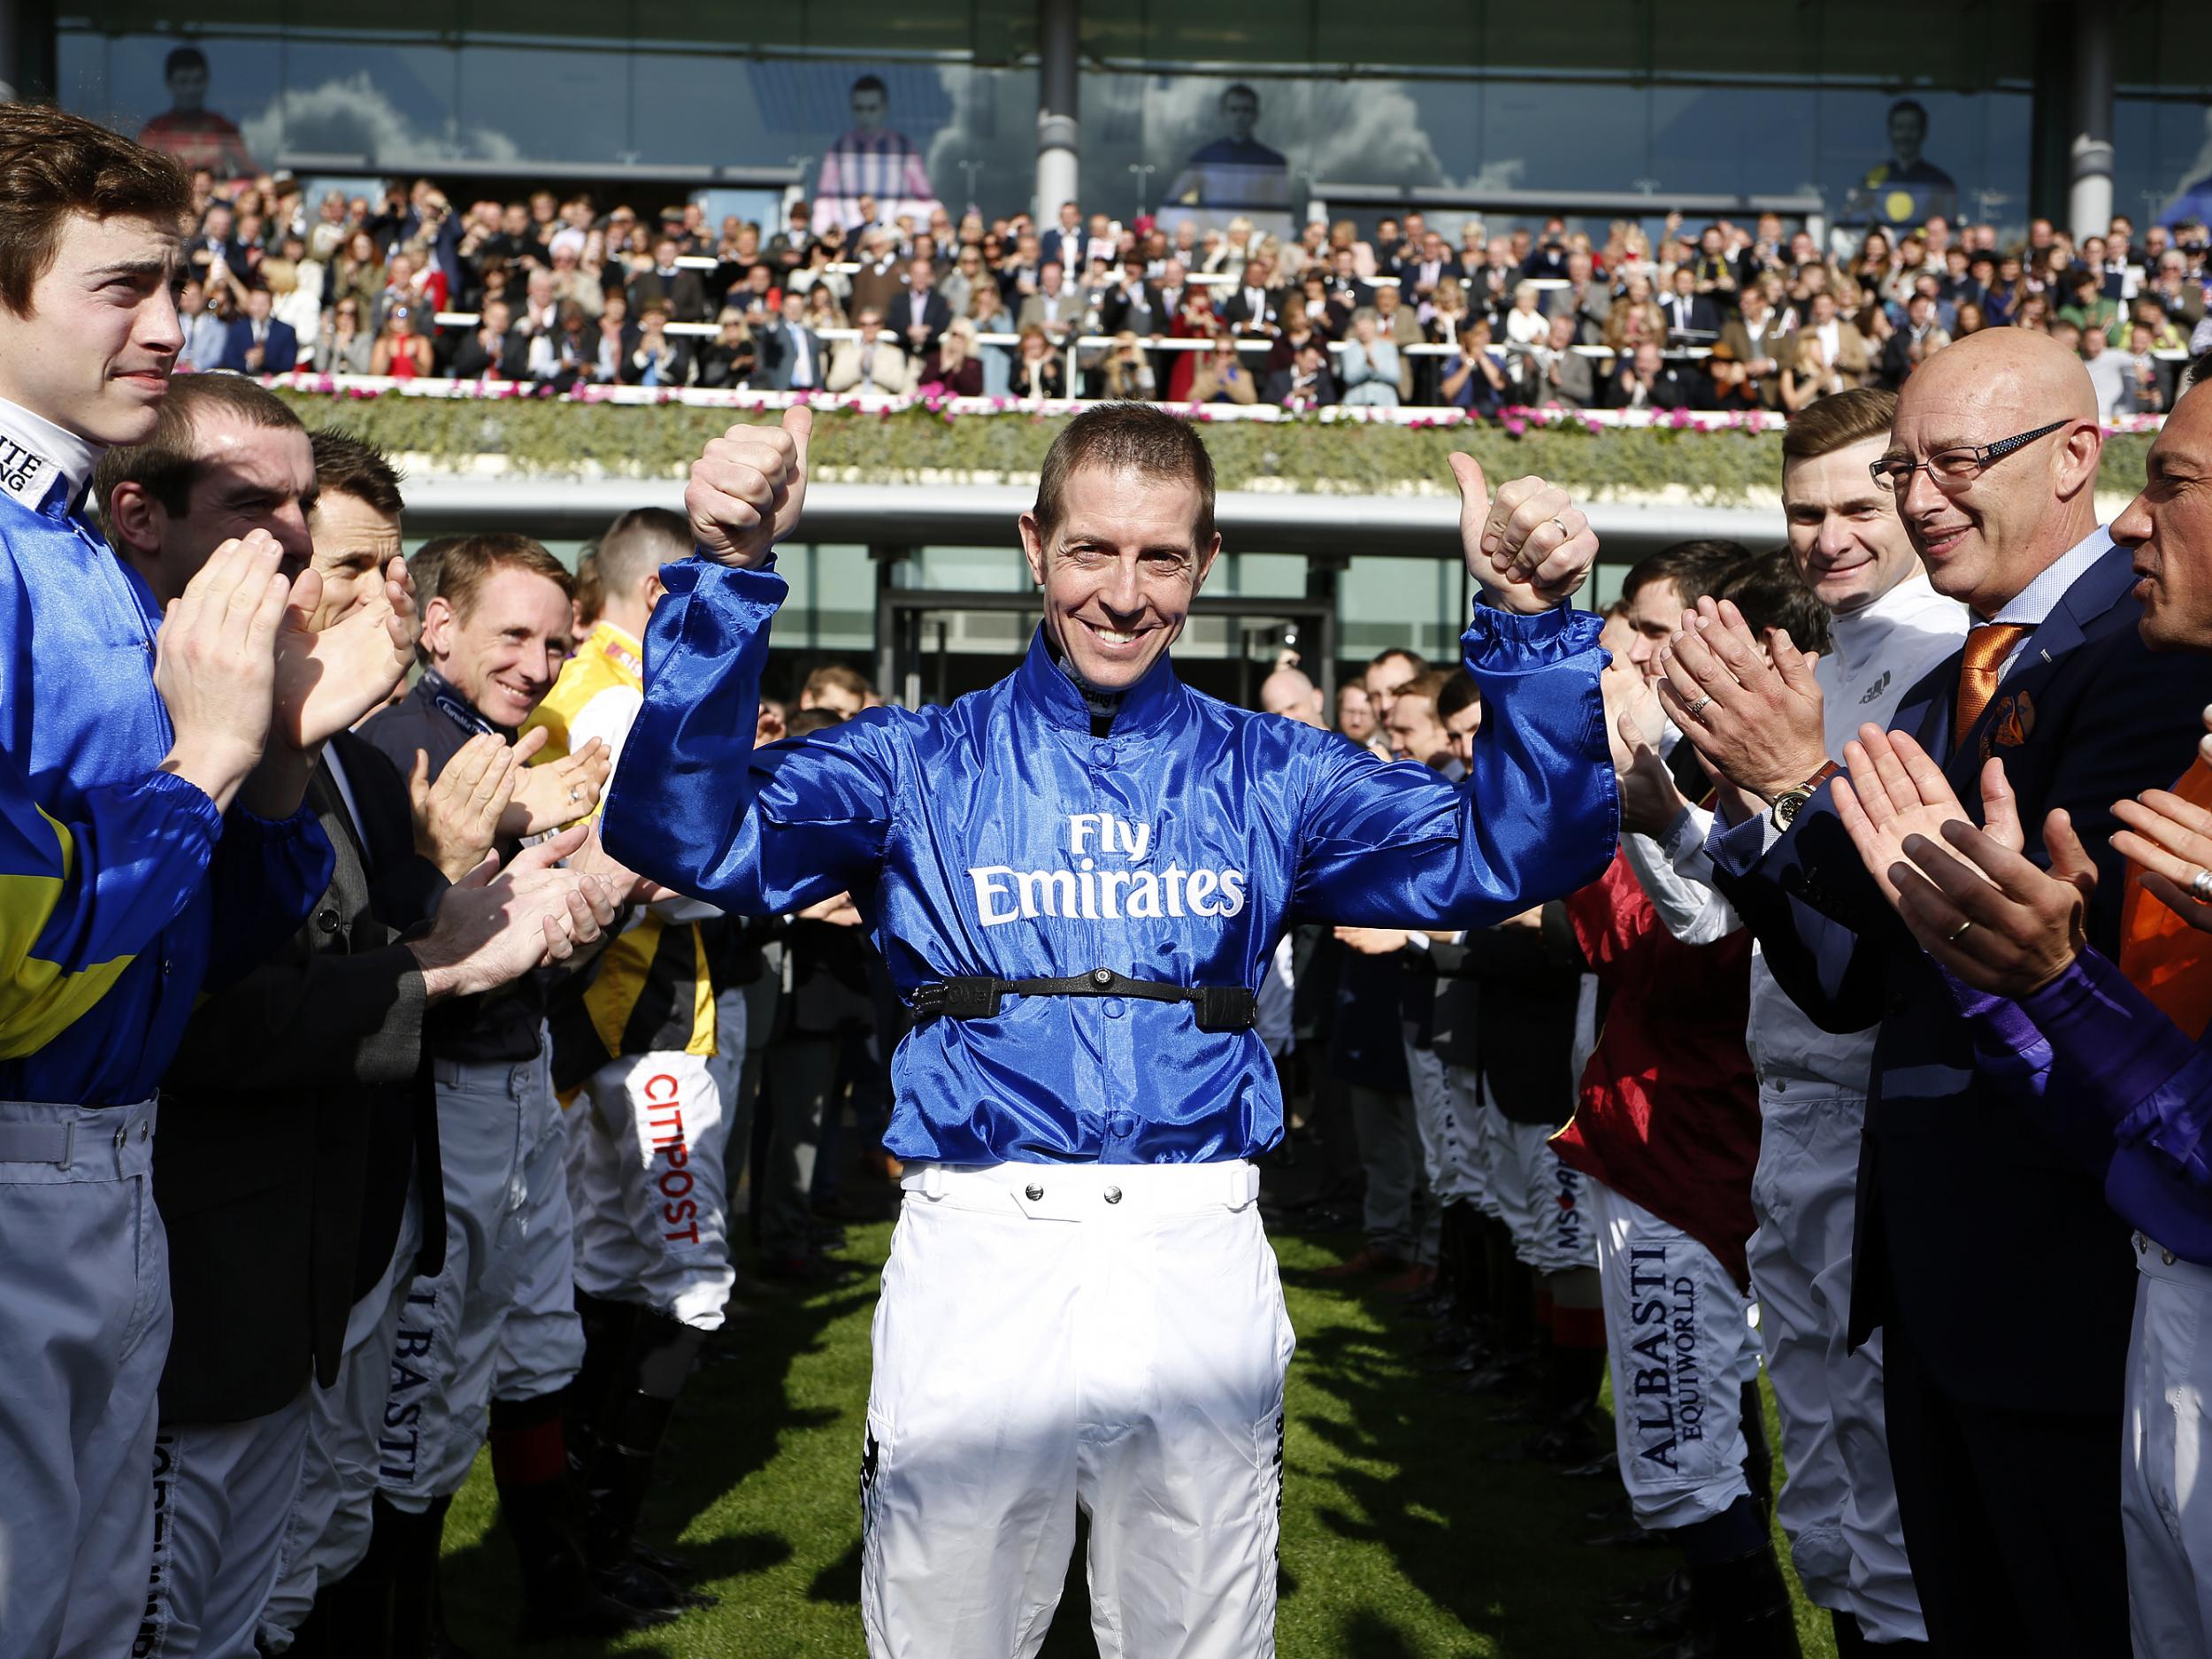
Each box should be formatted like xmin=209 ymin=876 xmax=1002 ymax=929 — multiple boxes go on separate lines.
xmin=1294 ymin=457 xmax=1617 ymax=929
xmin=600 ymin=409 xmax=895 ymax=914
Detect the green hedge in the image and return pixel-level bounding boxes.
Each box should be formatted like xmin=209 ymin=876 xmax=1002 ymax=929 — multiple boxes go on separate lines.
xmin=270 ymin=394 xmax=2158 ymax=506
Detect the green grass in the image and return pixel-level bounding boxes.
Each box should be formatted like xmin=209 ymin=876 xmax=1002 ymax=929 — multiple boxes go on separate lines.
xmin=441 ymin=1225 xmax=1835 ymax=1657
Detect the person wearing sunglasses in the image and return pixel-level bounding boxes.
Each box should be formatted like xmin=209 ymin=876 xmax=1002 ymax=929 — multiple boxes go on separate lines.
xmin=1663 ymin=324 xmax=2212 ymax=1654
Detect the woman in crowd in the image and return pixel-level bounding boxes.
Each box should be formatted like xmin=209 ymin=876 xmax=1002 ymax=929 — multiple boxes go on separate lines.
xmin=1010 ymin=323 xmax=1065 ymax=400
xmin=1985 ymin=252 xmax=2031 ymax=325
xmin=1338 ymin=308 xmax=1402 ymax=408
xmin=1778 ymin=331 xmax=1839 ymax=412
xmin=803 ymin=282 xmax=848 ymax=333
xmin=1294 ymin=271 xmax=1344 ymax=341
xmin=1330 ymin=217 xmax=1377 ymax=280
xmin=1187 ymin=330 xmax=1257 ymax=404
xmin=920 ymin=318 xmax=987 ymax=398
xmin=1166 ymin=288 xmax=1221 ymax=402
xmin=1100 ymin=329 xmax=1156 ymax=401
xmin=1504 ymin=280 xmax=1549 ymax=347
xmin=1207 ymin=215 xmax=1257 ymax=280
xmin=1954 ymin=299 xmax=1988 ymax=338
xmin=333 ymin=228 xmax=384 ymax=317
xmin=1270 ymin=303 xmax=1326 ymax=375
xmin=2013 ymin=292 xmax=2052 ymax=334
xmin=1440 ymin=317 xmax=1510 ymax=414
xmin=1848 ymin=227 xmax=1896 ymax=306
xmin=1603 ymin=289 xmax=1665 ymax=357
xmin=964 ymin=283 xmax=1015 ymax=397
xmin=264 ymin=250 xmax=323 ymax=343
xmin=1425 ymin=274 xmax=1472 ymax=345
xmin=695 ymin=309 xmax=755 ymax=389
xmin=315 ymin=296 xmax=374 ymax=375
xmin=368 ymin=301 xmax=433 ymax=378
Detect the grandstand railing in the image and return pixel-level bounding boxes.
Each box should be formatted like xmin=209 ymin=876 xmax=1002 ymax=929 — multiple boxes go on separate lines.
xmin=246 ymin=370 xmax=2175 ymax=437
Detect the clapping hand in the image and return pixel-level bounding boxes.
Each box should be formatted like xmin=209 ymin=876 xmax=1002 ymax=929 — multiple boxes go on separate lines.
xmin=1832 ymin=726 xmax=2099 ymax=995
xmin=2111 ymin=756 xmax=2212 ymax=938
xmin=272 ymin=556 xmax=419 ymax=749
xmin=1447 ymin=457 xmax=1597 ymax=614
xmin=409 ymin=733 xmax=518 ymax=882
xmin=1831 ymin=726 xmax=2010 ymax=908
xmin=1658 ymin=597 xmax=1826 ymax=802
xmin=503 ymin=731 xmax=611 ymax=836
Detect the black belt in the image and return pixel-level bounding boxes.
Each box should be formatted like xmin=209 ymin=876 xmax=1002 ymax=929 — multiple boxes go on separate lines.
xmin=910 ymin=967 xmax=1256 ymax=1033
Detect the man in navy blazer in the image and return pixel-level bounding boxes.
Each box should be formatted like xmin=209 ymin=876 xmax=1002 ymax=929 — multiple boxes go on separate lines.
xmin=1042 ymin=202 xmax=1087 ymax=283
xmin=1660 ymin=328 xmax=2212 ymax=1656
xmin=219 ymin=285 xmax=298 ymax=374
xmin=752 ymin=289 xmax=826 ymax=392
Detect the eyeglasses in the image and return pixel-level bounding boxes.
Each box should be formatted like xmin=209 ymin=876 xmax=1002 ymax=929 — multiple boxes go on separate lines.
xmin=1870 ymin=420 xmax=2072 ymax=493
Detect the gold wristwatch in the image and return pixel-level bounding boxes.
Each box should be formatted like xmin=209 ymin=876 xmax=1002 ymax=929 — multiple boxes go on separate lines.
xmin=1769 ymin=761 xmax=1842 ymax=832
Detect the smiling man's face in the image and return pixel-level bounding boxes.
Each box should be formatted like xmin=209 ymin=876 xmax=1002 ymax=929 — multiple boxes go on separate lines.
xmin=422 ymin=566 xmax=574 ymax=727
xmin=1018 ymin=463 xmax=1220 ymax=692
xmin=1784 ymin=436 xmax=1920 ymax=615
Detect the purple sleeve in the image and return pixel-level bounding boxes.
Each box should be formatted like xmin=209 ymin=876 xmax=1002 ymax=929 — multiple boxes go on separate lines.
xmin=2016 ymin=949 xmax=2212 ymax=1189
xmin=1942 ymin=969 xmax=2056 ymax=1088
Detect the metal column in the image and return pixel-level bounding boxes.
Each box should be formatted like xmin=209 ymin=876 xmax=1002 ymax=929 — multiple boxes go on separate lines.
xmin=2067 ymin=6 xmax=2116 ymax=241
xmin=1035 ymin=0 xmax=1079 ymax=225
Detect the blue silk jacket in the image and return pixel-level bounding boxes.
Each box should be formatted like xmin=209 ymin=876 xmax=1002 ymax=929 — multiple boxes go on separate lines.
xmin=603 ymin=558 xmax=1617 ymax=1164
xmin=0 ymin=426 xmax=333 ymax=1104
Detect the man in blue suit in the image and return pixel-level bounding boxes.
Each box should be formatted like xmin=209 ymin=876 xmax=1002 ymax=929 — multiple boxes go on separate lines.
xmin=1659 ymin=326 xmax=2212 ymax=1656
xmin=751 ymin=289 xmax=824 ymax=393
xmin=220 ymin=285 xmax=298 ymax=375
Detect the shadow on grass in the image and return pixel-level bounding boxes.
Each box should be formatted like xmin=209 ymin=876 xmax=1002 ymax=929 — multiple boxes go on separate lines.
xmin=1271 ymin=1231 xmax=1666 ymax=1658
xmin=437 ymin=1263 xmax=878 ymax=1657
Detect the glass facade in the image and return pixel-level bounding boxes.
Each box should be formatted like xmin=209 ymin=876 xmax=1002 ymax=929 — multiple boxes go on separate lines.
xmin=51 ymin=2 xmax=2212 ymax=238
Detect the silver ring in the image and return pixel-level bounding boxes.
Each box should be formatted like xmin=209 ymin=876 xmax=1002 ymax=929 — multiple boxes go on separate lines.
xmin=1550 ymin=515 xmax=1570 ymax=542
xmin=569 ymin=786 xmax=584 ymax=803
xmin=1947 ymin=918 xmax=1975 ymax=942
xmin=1684 ymin=695 xmax=1715 ymax=720
xmin=2191 ymin=868 xmax=2212 ymax=905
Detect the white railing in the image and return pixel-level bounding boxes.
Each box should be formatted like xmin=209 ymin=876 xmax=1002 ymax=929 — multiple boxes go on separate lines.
xmin=246 ymin=369 xmax=2177 ymax=437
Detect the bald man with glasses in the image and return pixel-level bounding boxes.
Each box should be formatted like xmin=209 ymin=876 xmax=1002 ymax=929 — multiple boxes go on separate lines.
xmin=1662 ymin=326 xmax=2212 ymax=1656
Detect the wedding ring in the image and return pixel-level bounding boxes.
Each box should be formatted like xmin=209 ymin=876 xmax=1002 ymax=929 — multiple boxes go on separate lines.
xmin=1946 ymin=918 xmax=1975 ymax=942
xmin=2191 ymin=868 xmax=2212 ymax=905
xmin=569 ymin=786 xmax=584 ymax=803
xmin=1550 ymin=515 xmax=1570 ymax=542
xmin=1684 ymin=695 xmax=1715 ymax=720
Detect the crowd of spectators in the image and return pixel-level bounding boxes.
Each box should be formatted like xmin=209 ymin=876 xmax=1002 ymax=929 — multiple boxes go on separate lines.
xmin=177 ymin=163 xmax=2212 ymax=416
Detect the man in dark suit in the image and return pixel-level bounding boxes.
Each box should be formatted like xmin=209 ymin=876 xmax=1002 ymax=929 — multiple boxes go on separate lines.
xmin=1042 ymin=201 xmax=1086 ymax=282
xmin=1671 ymin=329 xmax=2212 ymax=1655
xmin=892 ymin=256 xmax=952 ymax=360
xmin=1101 ymin=253 xmax=1167 ymax=338
xmin=754 ymin=288 xmax=826 ymax=392
xmin=447 ymin=296 xmax=530 ymax=380
xmin=1220 ymin=254 xmax=1282 ymax=336
xmin=219 ymin=284 xmax=298 ymax=374
xmin=1661 ymin=264 xmax=1724 ymax=346
xmin=1323 ymin=247 xmax=1373 ymax=314
xmin=624 ymin=234 xmax=708 ymax=323
xmin=1404 ymin=231 xmax=1461 ymax=310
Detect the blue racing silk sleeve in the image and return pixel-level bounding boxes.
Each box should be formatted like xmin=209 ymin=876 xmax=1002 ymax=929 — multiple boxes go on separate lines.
xmin=0 ymin=760 xmax=219 ymax=1061
xmin=602 ymin=557 xmax=893 ymax=912
xmin=1290 ymin=601 xmax=1618 ymax=931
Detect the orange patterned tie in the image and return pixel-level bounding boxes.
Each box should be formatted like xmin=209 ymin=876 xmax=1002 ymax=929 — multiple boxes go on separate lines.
xmin=1953 ymin=623 xmax=2032 ymax=751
